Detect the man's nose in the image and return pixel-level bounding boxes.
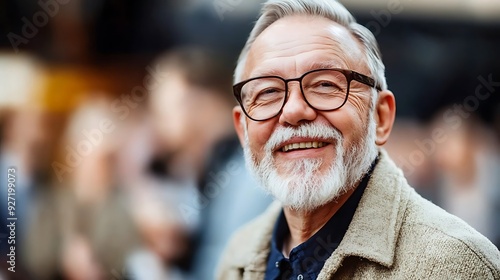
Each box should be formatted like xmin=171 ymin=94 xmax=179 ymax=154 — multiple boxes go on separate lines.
xmin=278 ymin=82 xmax=317 ymax=126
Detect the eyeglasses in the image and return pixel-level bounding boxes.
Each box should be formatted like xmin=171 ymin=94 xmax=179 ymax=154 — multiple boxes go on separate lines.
xmin=233 ymin=68 xmax=381 ymax=121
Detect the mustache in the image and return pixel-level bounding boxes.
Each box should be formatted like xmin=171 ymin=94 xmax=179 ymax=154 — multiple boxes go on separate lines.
xmin=265 ymin=122 xmax=343 ymax=152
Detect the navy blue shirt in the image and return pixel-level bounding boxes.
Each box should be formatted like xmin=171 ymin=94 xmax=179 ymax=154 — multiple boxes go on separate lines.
xmin=264 ymin=159 xmax=378 ymax=280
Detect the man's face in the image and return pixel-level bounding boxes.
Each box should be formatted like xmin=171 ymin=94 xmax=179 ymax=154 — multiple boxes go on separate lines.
xmin=235 ymin=15 xmax=379 ymax=210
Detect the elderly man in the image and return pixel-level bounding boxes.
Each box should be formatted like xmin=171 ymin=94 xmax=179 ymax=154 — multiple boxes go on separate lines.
xmin=217 ymin=0 xmax=500 ymax=279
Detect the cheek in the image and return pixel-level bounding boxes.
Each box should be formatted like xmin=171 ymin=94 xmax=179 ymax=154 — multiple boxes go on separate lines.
xmin=322 ymin=106 xmax=368 ymax=148
xmin=347 ymin=91 xmax=372 ymax=115
xmin=246 ymin=121 xmax=276 ymax=155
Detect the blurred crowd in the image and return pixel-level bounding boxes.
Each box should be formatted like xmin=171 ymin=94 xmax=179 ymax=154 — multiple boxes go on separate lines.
xmin=0 ymin=1 xmax=499 ymax=280
xmin=386 ymin=115 xmax=500 ymax=246
xmin=0 ymin=49 xmax=272 ymax=280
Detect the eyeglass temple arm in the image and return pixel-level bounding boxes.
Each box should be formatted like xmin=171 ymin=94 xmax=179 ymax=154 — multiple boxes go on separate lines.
xmin=351 ymin=72 xmax=382 ymax=91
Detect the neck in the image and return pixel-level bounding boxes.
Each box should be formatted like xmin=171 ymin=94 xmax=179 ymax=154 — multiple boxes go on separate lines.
xmin=281 ymin=186 xmax=357 ymax=257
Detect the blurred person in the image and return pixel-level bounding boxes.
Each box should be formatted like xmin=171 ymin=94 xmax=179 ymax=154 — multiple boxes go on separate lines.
xmin=147 ymin=47 xmax=271 ymax=279
xmin=148 ymin=47 xmax=235 ymax=181
xmin=384 ymin=119 xmax=440 ymax=201
xmin=126 ymin=186 xmax=190 ymax=280
xmin=217 ymin=0 xmax=500 ymax=279
xmin=0 ymin=107 xmax=53 ymax=230
xmin=0 ymin=107 xmax=54 ymax=279
xmin=432 ymin=113 xmax=500 ymax=248
xmin=111 ymin=106 xmax=192 ymax=279
xmin=24 ymin=95 xmax=139 ymax=280
xmin=190 ymin=134 xmax=273 ymax=280
xmin=0 ymin=54 xmax=55 ymax=278
xmin=113 ymin=106 xmax=157 ymax=189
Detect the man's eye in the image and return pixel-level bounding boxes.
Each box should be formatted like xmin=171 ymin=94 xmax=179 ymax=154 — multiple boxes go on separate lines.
xmin=309 ymin=81 xmax=342 ymax=92
xmin=255 ymin=88 xmax=283 ymax=99
xmin=316 ymin=81 xmax=341 ymax=89
xmin=319 ymin=81 xmax=335 ymax=87
xmin=259 ymin=88 xmax=279 ymax=95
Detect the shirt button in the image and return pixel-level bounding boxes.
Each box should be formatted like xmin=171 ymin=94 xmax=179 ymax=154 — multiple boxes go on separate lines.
xmin=275 ymin=261 xmax=279 ymax=268
xmin=297 ymin=274 xmax=303 ymax=280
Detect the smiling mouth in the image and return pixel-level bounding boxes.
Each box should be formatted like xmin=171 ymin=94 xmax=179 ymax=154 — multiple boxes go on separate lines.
xmin=281 ymin=141 xmax=329 ymax=152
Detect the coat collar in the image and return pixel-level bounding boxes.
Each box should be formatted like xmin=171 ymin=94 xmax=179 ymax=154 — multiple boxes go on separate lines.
xmin=318 ymin=149 xmax=410 ymax=276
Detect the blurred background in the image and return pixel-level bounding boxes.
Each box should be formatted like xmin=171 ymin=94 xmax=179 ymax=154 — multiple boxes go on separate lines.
xmin=0 ymin=0 xmax=499 ymax=279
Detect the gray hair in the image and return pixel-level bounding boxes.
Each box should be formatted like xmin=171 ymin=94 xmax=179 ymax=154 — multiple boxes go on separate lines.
xmin=234 ymin=0 xmax=388 ymax=91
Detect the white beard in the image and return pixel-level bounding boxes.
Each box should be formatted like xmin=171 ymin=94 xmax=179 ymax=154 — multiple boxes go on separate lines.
xmin=242 ymin=111 xmax=378 ymax=212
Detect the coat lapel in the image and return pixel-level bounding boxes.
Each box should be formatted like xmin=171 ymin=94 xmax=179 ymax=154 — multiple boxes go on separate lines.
xmin=318 ymin=150 xmax=411 ymax=278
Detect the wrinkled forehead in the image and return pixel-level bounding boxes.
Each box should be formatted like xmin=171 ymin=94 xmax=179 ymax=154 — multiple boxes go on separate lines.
xmin=242 ymin=15 xmax=368 ymax=80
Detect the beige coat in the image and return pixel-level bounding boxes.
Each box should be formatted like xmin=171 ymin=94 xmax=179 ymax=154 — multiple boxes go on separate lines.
xmin=217 ymin=150 xmax=500 ymax=279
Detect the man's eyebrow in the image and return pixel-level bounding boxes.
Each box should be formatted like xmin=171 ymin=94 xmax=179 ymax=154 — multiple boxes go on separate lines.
xmin=305 ymin=60 xmax=344 ymax=71
xmin=248 ymin=68 xmax=283 ymax=78
xmin=247 ymin=60 xmax=345 ymax=80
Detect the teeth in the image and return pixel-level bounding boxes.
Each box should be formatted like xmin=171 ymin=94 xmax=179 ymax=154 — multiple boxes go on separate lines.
xmin=281 ymin=141 xmax=327 ymax=152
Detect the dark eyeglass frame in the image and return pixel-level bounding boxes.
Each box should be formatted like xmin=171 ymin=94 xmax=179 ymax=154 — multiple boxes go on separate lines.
xmin=233 ymin=68 xmax=382 ymax=122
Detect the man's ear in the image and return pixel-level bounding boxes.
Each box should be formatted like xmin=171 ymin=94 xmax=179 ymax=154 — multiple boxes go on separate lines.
xmin=233 ymin=106 xmax=246 ymax=146
xmin=374 ymin=90 xmax=396 ymax=145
